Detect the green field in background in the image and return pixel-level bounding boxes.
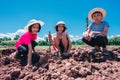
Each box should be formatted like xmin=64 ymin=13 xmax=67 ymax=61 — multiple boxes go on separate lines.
xmin=36 ymin=45 xmax=81 ymax=49
xmin=0 ymin=48 xmax=7 ymax=50
xmin=0 ymin=45 xmax=120 ymax=50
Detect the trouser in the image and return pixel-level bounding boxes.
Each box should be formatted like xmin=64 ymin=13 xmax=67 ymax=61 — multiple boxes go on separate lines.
xmin=17 ymin=40 xmax=38 ymax=57
xmin=82 ymin=34 xmax=108 ymax=48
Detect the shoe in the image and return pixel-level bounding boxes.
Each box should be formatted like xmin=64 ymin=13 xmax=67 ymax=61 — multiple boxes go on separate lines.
xmin=102 ymin=49 xmax=110 ymax=55
xmin=9 ymin=52 xmax=16 ymax=58
xmin=54 ymin=51 xmax=61 ymax=58
xmin=61 ymin=51 xmax=72 ymax=59
xmin=92 ymin=48 xmax=101 ymax=52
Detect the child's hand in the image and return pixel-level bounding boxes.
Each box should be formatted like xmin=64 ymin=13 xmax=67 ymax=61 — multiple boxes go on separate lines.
xmin=83 ymin=31 xmax=89 ymax=40
xmin=88 ymin=32 xmax=93 ymax=41
xmin=25 ymin=64 xmax=33 ymax=69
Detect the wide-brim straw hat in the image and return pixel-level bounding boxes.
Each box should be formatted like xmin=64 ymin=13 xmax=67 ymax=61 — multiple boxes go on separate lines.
xmin=88 ymin=8 xmax=106 ymax=21
xmin=54 ymin=21 xmax=67 ymax=29
xmin=24 ymin=19 xmax=44 ymax=31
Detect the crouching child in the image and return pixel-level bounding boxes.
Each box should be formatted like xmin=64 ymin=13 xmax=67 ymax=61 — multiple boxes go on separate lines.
xmin=48 ymin=21 xmax=72 ymax=57
xmin=82 ymin=8 xmax=110 ymax=55
xmin=15 ymin=19 xmax=44 ymax=66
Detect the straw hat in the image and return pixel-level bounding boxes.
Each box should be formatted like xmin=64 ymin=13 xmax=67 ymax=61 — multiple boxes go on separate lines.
xmin=54 ymin=21 xmax=67 ymax=29
xmin=88 ymin=8 xmax=106 ymax=21
xmin=24 ymin=19 xmax=44 ymax=31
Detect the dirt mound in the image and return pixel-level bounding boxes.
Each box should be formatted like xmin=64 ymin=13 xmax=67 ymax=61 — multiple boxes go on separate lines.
xmin=0 ymin=46 xmax=120 ymax=80
xmin=1 ymin=48 xmax=16 ymax=56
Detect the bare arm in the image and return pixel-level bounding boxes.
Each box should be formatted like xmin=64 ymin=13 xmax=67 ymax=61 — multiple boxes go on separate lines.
xmin=27 ymin=44 xmax=32 ymax=65
xmin=83 ymin=28 xmax=91 ymax=40
xmin=66 ymin=34 xmax=72 ymax=53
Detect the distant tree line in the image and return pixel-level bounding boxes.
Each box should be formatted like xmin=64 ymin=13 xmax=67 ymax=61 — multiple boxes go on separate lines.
xmin=0 ymin=35 xmax=120 ymax=46
xmin=0 ymin=35 xmax=20 ymax=46
xmin=108 ymin=36 xmax=120 ymax=45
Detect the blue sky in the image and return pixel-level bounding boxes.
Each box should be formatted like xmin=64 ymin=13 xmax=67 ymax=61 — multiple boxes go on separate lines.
xmin=0 ymin=0 xmax=120 ymax=38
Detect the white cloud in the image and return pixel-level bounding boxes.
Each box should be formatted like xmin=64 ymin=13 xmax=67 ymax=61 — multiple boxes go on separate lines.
xmin=108 ymin=35 xmax=114 ymax=38
xmin=69 ymin=34 xmax=81 ymax=41
xmin=107 ymin=35 xmax=120 ymax=39
xmin=36 ymin=37 xmax=45 ymax=41
xmin=14 ymin=29 xmax=25 ymax=35
xmin=0 ymin=29 xmax=25 ymax=39
xmin=116 ymin=35 xmax=120 ymax=37
xmin=1 ymin=29 xmax=119 ymax=41
xmin=0 ymin=29 xmax=46 ymax=41
xmin=44 ymin=33 xmax=81 ymax=41
xmin=0 ymin=33 xmax=10 ymax=38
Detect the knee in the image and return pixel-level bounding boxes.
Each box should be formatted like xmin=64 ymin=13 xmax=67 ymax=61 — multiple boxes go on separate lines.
xmin=18 ymin=45 xmax=28 ymax=55
xmin=82 ymin=37 xmax=87 ymax=42
xmin=82 ymin=37 xmax=84 ymax=41
xmin=96 ymin=34 xmax=105 ymax=38
xmin=97 ymin=35 xmax=107 ymax=41
xmin=54 ymin=38 xmax=59 ymax=44
xmin=61 ymin=37 xmax=68 ymax=44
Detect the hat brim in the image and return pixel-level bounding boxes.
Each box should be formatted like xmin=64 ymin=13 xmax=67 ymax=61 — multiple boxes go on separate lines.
xmin=24 ymin=20 xmax=44 ymax=31
xmin=88 ymin=8 xmax=106 ymax=21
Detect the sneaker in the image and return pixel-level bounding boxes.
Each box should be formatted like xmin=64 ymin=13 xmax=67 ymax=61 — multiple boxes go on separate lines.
xmin=61 ymin=51 xmax=72 ymax=59
xmin=62 ymin=52 xmax=68 ymax=56
xmin=54 ymin=51 xmax=61 ymax=58
xmin=102 ymin=49 xmax=110 ymax=55
xmin=10 ymin=52 xmax=17 ymax=59
xmin=92 ymin=48 xmax=101 ymax=52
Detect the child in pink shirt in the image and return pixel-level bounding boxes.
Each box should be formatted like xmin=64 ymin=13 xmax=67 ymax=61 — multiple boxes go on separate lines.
xmin=15 ymin=19 xmax=44 ymax=66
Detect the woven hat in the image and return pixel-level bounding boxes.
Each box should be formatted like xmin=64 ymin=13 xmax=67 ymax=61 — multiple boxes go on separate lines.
xmin=24 ymin=19 xmax=44 ymax=31
xmin=54 ymin=21 xmax=67 ymax=29
xmin=88 ymin=8 xmax=106 ymax=21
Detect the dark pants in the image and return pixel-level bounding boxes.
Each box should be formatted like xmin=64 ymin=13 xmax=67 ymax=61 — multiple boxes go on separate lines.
xmin=17 ymin=40 xmax=38 ymax=57
xmin=16 ymin=41 xmax=39 ymax=65
xmin=82 ymin=34 xmax=108 ymax=48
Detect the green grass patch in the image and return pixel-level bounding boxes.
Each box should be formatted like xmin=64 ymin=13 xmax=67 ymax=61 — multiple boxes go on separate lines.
xmin=36 ymin=46 xmax=50 ymax=49
xmin=36 ymin=45 xmax=82 ymax=49
xmin=0 ymin=47 xmax=7 ymax=50
xmin=72 ymin=45 xmax=81 ymax=47
xmin=0 ymin=40 xmax=16 ymax=46
xmin=107 ymin=45 xmax=120 ymax=46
